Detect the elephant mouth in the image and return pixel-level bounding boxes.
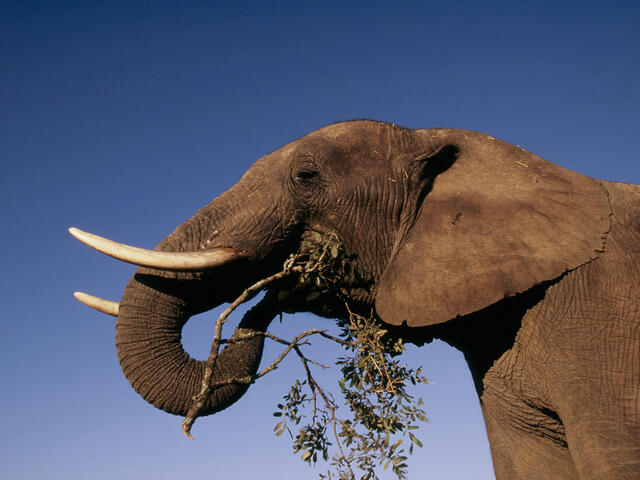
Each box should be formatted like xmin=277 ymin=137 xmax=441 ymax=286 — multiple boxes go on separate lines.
xmin=69 ymin=227 xmax=315 ymax=314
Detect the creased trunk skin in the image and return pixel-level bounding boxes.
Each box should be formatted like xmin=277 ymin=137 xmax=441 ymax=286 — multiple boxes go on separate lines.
xmin=116 ymin=271 xmax=274 ymax=416
xmin=113 ymin=168 xmax=290 ymax=416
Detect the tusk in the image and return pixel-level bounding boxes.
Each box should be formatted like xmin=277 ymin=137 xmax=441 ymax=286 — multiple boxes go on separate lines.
xmin=69 ymin=227 xmax=243 ymax=271
xmin=74 ymin=291 xmax=119 ymax=317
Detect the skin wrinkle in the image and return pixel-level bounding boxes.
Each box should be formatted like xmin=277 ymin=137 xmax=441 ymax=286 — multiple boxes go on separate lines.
xmin=330 ymin=187 xmax=365 ymax=262
xmin=502 ymin=193 xmax=638 ymax=477
xmin=358 ymin=186 xmax=379 ymax=275
xmin=250 ymin=207 xmax=280 ymax=251
xmin=130 ymin=354 xmax=174 ymax=397
xmin=377 ymin=178 xmax=397 ymax=272
xmin=345 ymin=177 xmax=396 ymax=282
xmin=117 ymin=272 xmax=269 ymax=416
xmin=119 ymin=333 xmax=182 ymax=382
xmin=170 ymin=354 xmax=193 ymax=410
xmin=305 ymin=157 xmax=397 ymax=301
xmin=351 ymin=185 xmax=364 ymax=242
xmin=512 ymin=298 xmax=569 ymax=408
xmin=377 ymin=168 xmax=406 ymax=273
xmin=144 ymin=349 xmax=188 ymax=405
xmin=486 ymin=407 xmax=519 ymax=477
xmin=482 ymin=376 xmax=576 ymax=479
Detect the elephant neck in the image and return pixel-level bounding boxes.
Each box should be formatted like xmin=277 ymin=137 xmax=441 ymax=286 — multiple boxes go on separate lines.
xmin=434 ymin=282 xmax=551 ymax=397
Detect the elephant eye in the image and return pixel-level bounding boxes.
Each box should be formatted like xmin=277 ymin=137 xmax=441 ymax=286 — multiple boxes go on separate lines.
xmin=295 ymin=169 xmax=320 ymax=186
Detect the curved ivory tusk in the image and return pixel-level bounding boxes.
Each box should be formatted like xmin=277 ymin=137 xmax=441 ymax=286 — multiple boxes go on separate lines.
xmin=74 ymin=291 xmax=120 ymax=317
xmin=69 ymin=227 xmax=243 ymax=271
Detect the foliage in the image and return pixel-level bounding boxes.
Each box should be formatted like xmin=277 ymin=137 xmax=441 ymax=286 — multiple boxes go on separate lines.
xmin=274 ymin=233 xmax=429 ymax=480
xmin=183 ymin=231 xmax=428 ymax=479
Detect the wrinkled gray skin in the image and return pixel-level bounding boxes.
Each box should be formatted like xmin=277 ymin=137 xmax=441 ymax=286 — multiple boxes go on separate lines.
xmin=115 ymin=121 xmax=639 ymax=479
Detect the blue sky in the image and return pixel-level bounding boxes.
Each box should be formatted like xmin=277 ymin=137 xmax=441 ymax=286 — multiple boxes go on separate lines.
xmin=2 ymin=1 xmax=638 ymax=479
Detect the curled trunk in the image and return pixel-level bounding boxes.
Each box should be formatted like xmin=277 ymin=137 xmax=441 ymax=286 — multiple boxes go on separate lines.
xmin=116 ymin=272 xmax=274 ymax=416
xmin=111 ymin=177 xmax=287 ymax=416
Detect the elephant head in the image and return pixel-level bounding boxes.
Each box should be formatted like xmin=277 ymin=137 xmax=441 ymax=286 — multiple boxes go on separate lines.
xmin=72 ymin=120 xmax=611 ymax=418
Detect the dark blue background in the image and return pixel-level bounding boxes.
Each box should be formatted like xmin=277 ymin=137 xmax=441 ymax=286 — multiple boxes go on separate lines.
xmin=2 ymin=1 xmax=638 ymax=478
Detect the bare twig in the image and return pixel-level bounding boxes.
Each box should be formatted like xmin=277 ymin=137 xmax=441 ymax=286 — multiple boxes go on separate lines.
xmin=183 ymin=266 xmax=302 ymax=438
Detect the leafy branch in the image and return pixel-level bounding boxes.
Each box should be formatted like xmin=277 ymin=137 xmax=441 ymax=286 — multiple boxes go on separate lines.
xmin=181 ymin=232 xmax=429 ymax=480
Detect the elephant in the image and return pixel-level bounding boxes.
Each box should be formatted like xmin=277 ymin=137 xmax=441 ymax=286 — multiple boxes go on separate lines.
xmin=71 ymin=120 xmax=639 ymax=480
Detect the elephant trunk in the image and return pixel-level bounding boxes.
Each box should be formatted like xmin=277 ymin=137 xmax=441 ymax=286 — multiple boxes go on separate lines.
xmin=115 ymin=269 xmax=275 ymax=416
xmin=75 ymin=177 xmax=287 ymax=416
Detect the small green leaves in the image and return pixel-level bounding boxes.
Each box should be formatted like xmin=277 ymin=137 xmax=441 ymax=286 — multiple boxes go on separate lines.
xmin=408 ymin=432 xmax=423 ymax=448
xmin=389 ymin=439 xmax=403 ymax=456
xmin=274 ymin=421 xmax=286 ymax=437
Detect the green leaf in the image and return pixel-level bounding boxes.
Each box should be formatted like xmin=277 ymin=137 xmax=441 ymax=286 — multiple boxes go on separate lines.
xmin=393 ymin=455 xmax=408 ymax=465
xmin=275 ymin=421 xmax=288 ymax=437
xmin=408 ymin=432 xmax=423 ymax=448
xmin=389 ymin=438 xmax=402 ymax=455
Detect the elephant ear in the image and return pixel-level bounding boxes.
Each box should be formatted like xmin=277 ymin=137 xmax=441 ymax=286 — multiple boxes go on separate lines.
xmin=375 ymin=129 xmax=611 ymax=327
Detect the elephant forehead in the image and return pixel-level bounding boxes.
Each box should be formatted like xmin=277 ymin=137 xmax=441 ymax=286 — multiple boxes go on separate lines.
xmin=285 ymin=133 xmax=389 ymax=172
xmin=313 ymin=120 xmax=384 ymax=139
xmin=318 ymin=121 xmax=419 ymax=153
xmin=255 ymin=134 xmax=339 ymax=166
xmin=247 ymin=121 xmax=423 ymax=180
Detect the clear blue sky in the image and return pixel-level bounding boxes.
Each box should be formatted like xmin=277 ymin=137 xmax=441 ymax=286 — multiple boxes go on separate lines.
xmin=2 ymin=1 xmax=638 ymax=479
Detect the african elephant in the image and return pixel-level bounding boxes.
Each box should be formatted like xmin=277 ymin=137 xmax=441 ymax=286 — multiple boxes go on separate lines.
xmin=72 ymin=120 xmax=639 ymax=479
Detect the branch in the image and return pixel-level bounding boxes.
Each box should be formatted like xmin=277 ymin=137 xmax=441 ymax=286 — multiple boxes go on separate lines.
xmin=183 ymin=240 xmax=356 ymax=438
xmin=179 ymin=231 xmax=426 ymax=479
xmin=182 ymin=266 xmax=301 ymax=438
xmin=294 ymin=346 xmax=355 ymax=478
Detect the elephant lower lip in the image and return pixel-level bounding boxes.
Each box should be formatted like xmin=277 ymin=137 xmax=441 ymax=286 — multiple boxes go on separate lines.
xmin=132 ymin=255 xmax=259 ymax=307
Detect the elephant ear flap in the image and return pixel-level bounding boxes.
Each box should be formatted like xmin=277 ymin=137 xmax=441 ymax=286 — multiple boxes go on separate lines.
xmin=375 ymin=131 xmax=611 ymax=328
